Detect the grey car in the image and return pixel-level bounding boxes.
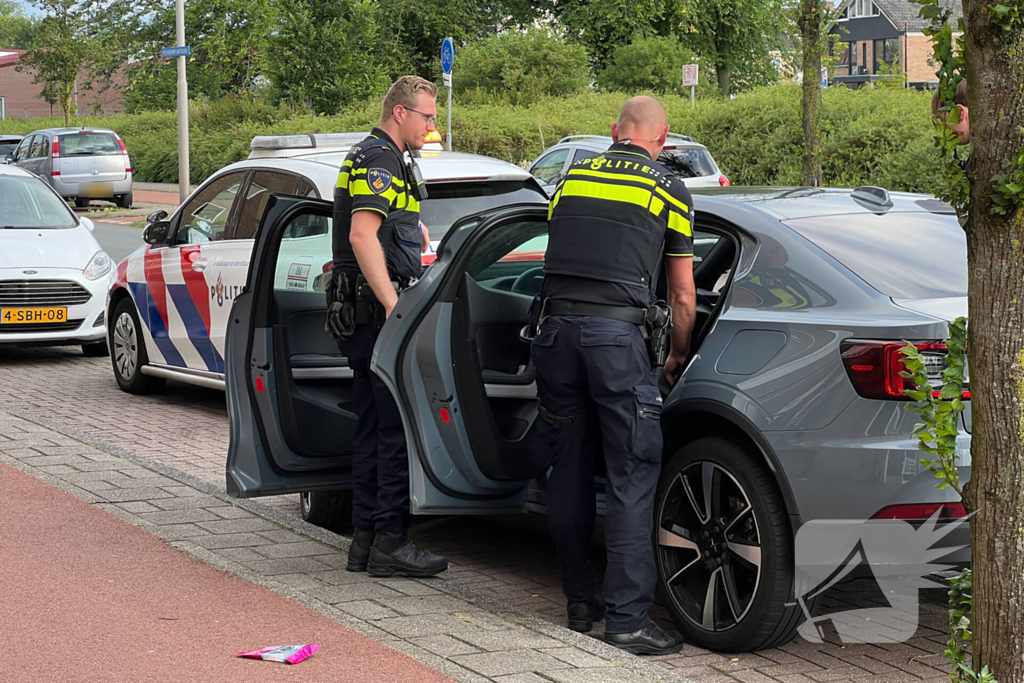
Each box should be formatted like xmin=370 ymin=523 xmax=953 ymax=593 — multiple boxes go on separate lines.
xmin=9 ymin=127 xmax=133 ymax=208
xmin=529 ymin=134 xmax=730 ymax=193
xmin=225 ymin=186 xmax=970 ymax=652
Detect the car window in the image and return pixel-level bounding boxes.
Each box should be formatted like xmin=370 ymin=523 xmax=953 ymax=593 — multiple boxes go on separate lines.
xmin=0 ymin=141 xmax=20 ymax=158
xmin=572 ymin=148 xmax=599 ymax=164
xmin=28 ymin=135 xmax=45 ymax=159
xmin=234 ymin=171 xmax=305 ymax=240
xmin=174 ymin=172 xmax=245 ymax=245
xmin=0 ymin=175 xmax=77 ymax=228
xmin=530 ymin=149 xmax=569 ymax=185
xmin=466 ymin=220 xmax=548 ymax=298
xmin=659 ymin=148 xmax=718 ymax=178
xmin=419 ymin=180 xmax=547 ymax=241
xmin=13 ymin=136 xmax=32 ymax=161
xmin=274 ymin=212 xmax=333 ymax=292
xmin=785 ymin=212 xmax=967 ymax=299
xmin=61 ymin=132 xmax=120 ymax=157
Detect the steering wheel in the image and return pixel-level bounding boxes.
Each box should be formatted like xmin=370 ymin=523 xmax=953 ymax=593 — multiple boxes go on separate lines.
xmin=3 ymin=209 xmax=32 ymax=225
xmin=511 ymin=266 xmax=545 ymax=295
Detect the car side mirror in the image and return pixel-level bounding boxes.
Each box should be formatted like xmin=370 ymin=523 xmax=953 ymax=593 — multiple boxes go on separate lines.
xmin=146 ymin=209 xmax=168 ymax=225
xmin=142 ymin=221 xmax=171 ymax=245
xmin=80 ymin=216 xmax=95 ymax=233
xmin=2 ymin=155 xmax=11 ymax=165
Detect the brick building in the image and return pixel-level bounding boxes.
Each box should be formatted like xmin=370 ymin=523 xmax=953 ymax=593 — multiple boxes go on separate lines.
xmin=828 ymin=0 xmax=962 ymax=89
xmin=0 ymin=49 xmax=124 ymax=120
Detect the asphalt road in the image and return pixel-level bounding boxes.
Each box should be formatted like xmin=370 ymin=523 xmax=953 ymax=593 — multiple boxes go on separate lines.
xmin=92 ymin=220 xmax=144 ymax=262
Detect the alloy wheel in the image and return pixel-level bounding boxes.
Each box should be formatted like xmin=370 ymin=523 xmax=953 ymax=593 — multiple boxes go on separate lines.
xmin=657 ymin=460 xmax=763 ymax=632
xmin=112 ymin=311 xmax=138 ymax=380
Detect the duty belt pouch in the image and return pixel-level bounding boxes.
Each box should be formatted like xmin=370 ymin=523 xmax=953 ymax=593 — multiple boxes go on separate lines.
xmin=325 ymin=272 xmax=356 ymax=340
xmin=354 ymin=274 xmax=374 ymax=327
xmin=645 ymin=301 xmax=673 ymax=367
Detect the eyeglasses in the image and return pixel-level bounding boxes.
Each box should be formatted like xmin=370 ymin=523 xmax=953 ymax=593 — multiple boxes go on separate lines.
xmin=404 ymin=107 xmax=437 ymax=126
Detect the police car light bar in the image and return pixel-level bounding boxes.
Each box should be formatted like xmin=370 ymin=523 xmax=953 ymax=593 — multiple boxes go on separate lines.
xmin=250 ymin=132 xmax=370 ymax=151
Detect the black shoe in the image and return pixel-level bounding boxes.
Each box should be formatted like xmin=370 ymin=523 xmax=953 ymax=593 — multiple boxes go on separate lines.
xmin=346 ymin=528 xmax=375 ymax=572
xmin=567 ymin=596 xmax=606 ymax=633
xmin=367 ymin=531 xmax=448 ymax=578
xmin=604 ymin=621 xmax=684 ymax=656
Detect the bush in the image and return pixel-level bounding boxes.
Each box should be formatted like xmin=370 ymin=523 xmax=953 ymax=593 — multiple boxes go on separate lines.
xmin=0 ymin=85 xmax=943 ymax=196
xmin=453 ymin=29 xmax=590 ymax=106
xmin=598 ymin=37 xmax=714 ymax=98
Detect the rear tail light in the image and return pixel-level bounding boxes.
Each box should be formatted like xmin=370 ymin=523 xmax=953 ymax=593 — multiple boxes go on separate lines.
xmin=719 ymin=175 xmax=731 ymax=187
xmin=840 ymin=340 xmax=970 ymax=400
xmin=117 ymin=138 xmax=126 ymax=152
xmin=321 ymin=261 xmax=333 ymax=274
xmin=51 ymin=171 xmax=60 ymax=176
xmin=117 ymin=137 xmax=131 ymax=172
xmin=51 ymin=135 xmax=59 ymax=158
xmin=872 ymin=502 xmax=966 ymax=520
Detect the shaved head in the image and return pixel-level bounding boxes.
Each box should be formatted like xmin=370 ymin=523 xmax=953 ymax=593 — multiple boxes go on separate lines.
xmin=617 ymin=96 xmax=667 ymax=139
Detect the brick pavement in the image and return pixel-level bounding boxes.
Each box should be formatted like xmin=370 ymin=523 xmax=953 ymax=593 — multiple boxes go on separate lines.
xmin=0 ymin=346 xmax=959 ymax=683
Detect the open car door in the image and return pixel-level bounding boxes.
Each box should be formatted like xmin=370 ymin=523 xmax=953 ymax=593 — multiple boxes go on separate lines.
xmin=227 ymin=195 xmax=358 ymax=497
xmin=373 ymin=206 xmax=549 ymax=515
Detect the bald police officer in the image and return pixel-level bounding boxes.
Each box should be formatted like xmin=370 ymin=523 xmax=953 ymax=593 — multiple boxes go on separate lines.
xmin=533 ymin=96 xmax=697 ymax=655
xmin=329 ymin=76 xmax=448 ymax=578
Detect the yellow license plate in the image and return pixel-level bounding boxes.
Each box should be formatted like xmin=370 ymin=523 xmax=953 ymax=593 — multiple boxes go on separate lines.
xmin=81 ymin=182 xmax=113 ymax=198
xmin=0 ymin=307 xmax=69 ymax=324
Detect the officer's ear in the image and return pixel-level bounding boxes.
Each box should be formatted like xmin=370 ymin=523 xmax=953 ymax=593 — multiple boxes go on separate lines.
xmin=610 ymin=121 xmax=621 ymax=143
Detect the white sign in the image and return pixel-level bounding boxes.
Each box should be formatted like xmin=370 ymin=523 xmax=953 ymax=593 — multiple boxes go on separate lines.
xmin=443 ymin=72 xmax=452 ymax=88
xmin=682 ymin=64 xmax=699 ymax=87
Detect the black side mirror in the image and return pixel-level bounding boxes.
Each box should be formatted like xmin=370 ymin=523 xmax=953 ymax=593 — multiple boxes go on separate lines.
xmin=2 ymin=155 xmax=11 ymax=165
xmin=142 ymin=221 xmax=171 ymax=245
xmin=146 ymin=209 xmax=168 ymax=225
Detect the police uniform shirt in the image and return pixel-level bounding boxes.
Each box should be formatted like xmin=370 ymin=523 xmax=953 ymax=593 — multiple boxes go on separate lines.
xmin=543 ymin=141 xmax=694 ymax=310
xmin=332 ymin=127 xmax=423 ymax=284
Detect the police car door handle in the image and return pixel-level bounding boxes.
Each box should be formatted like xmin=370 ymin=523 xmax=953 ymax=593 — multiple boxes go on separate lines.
xmin=191 ymin=258 xmax=208 ymax=272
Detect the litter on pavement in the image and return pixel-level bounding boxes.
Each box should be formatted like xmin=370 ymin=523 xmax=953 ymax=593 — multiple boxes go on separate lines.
xmin=237 ymin=644 xmax=320 ymax=665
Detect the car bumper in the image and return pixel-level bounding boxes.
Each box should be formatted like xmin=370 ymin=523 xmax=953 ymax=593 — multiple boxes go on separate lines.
xmin=53 ymin=176 xmax=133 ymax=199
xmin=0 ymin=268 xmax=113 ymax=346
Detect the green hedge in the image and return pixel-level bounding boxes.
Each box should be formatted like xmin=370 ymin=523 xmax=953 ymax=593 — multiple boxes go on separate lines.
xmin=0 ymin=86 xmax=942 ymax=196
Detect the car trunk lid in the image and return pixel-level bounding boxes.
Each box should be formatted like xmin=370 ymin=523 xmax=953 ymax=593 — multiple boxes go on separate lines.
xmin=58 ymin=132 xmax=127 ymax=184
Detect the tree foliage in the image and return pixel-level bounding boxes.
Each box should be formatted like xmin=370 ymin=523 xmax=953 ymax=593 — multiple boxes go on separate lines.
xmin=549 ymin=0 xmax=678 ymax=68
xmin=16 ymin=0 xmax=91 ymax=126
xmin=454 ymin=29 xmax=590 ymax=106
xmin=0 ymin=0 xmax=38 ymax=49
xmin=598 ymin=35 xmax=709 ymax=96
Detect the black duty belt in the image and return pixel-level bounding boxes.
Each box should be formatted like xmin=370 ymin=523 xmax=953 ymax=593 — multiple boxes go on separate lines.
xmin=542 ymin=299 xmax=647 ymax=326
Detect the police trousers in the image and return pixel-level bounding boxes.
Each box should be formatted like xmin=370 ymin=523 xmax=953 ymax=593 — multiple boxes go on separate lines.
xmin=531 ymin=315 xmax=663 ymax=634
xmin=337 ymin=322 xmax=410 ymax=534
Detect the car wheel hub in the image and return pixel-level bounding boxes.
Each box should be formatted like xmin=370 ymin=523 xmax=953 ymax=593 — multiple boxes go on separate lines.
xmin=112 ymin=311 xmax=138 ymax=380
xmin=657 ymin=460 xmax=763 ymax=632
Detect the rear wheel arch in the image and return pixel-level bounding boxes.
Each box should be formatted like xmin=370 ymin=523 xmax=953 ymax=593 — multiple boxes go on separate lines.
xmin=661 ymin=400 xmax=800 ymax=523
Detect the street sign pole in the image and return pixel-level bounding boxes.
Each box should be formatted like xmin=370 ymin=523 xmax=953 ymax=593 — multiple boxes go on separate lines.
xmin=441 ymin=37 xmax=454 ymax=152
xmin=174 ymin=0 xmax=190 ymax=204
xmin=691 ymin=85 xmax=694 ymax=109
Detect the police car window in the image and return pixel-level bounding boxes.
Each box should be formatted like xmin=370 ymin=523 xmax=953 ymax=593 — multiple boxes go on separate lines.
xmin=234 ymin=171 xmax=305 ymax=240
xmin=175 ymin=172 xmax=245 ymax=245
xmin=419 ymin=181 xmax=547 ymax=240
xmin=274 ymin=211 xmax=333 ymax=292
xmin=466 ymin=220 xmax=548 ymax=297
xmin=572 ymin=149 xmax=599 ymax=164
xmin=531 ymin=150 xmax=569 ymax=185
xmin=658 ymin=148 xmax=718 ymax=178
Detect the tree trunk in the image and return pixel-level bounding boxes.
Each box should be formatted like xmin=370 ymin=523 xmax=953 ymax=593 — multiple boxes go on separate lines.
xmin=798 ymin=0 xmax=823 ymax=186
xmin=962 ymin=0 xmax=1024 ymax=678
xmin=716 ymin=38 xmax=732 ymax=98
xmin=60 ymin=80 xmax=74 ymax=127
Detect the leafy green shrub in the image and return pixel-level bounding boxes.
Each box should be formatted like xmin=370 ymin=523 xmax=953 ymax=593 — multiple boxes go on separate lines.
xmin=598 ymin=37 xmax=713 ymax=97
xmin=453 ymin=29 xmax=590 ymax=106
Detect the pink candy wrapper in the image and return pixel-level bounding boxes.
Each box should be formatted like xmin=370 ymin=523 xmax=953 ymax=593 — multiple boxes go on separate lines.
xmin=237 ymin=644 xmax=320 ymax=665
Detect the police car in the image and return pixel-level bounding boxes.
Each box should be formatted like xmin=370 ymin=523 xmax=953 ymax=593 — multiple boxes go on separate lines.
xmin=106 ymin=131 xmax=547 ymax=393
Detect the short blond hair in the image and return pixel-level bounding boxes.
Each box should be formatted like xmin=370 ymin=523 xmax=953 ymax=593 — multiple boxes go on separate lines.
xmin=381 ymin=76 xmax=438 ymax=125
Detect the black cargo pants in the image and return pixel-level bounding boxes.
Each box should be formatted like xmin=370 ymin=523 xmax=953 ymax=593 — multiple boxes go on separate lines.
xmin=531 ymin=315 xmax=664 ymax=634
xmin=337 ymin=322 xmax=410 ymax=534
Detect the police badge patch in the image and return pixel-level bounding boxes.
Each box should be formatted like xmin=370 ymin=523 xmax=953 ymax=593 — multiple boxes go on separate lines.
xmin=367 ymin=168 xmax=393 ymax=195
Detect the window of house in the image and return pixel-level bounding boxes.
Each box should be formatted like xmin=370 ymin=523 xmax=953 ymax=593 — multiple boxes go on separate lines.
xmin=847 ymin=0 xmax=876 ymax=17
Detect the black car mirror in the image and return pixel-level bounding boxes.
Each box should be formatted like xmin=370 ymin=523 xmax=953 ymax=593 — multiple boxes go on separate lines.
xmin=2 ymin=155 xmax=11 ymax=165
xmin=142 ymin=221 xmax=171 ymax=245
xmin=146 ymin=209 xmax=168 ymax=225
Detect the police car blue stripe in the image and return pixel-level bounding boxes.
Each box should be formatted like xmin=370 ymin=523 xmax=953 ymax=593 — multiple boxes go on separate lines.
xmin=167 ymin=284 xmax=220 ymax=372
xmin=128 ymin=281 xmax=186 ymax=368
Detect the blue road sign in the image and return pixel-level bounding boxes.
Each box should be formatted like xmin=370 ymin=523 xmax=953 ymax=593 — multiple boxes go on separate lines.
xmin=441 ymin=37 xmax=454 ymax=74
xmin=161 ymin=46 xmax=191 ymax=58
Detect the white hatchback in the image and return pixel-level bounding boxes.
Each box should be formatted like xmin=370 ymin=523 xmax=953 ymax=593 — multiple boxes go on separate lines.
xmin=0 ymin=165 xmax=113 ymax=355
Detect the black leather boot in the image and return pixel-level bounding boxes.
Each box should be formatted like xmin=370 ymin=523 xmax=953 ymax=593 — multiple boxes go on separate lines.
xmin=605 ymin=621 xmax=684 ymax=656
xmin=367 ymin=530 xmax=448 ymax=578
xmin=567 ymin=596 xmax=606 ymax=633
xmin=346 ymin=528 xmax=375 ymax=572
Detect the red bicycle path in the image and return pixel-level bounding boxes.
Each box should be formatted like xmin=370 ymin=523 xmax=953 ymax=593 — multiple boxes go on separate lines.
xmin=0 ymin=461 xmax=455 ymax=683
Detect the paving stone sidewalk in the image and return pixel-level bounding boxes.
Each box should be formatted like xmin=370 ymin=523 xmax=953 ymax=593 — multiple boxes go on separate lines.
xmin=0 ymin=408 xmax=688 ymax=683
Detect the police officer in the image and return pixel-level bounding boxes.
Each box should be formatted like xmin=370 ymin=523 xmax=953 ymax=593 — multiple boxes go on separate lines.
xmin=533 ymin=96 xmax=697 ymax=654
xmin=327 ymin=76 xmax=448 ymax=578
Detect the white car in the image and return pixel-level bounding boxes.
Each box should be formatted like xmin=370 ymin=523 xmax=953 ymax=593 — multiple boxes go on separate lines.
xmin=107 ymin=132 xmax=548 ymax=393
xmin=0 ymin=164 xmax=113 ymax=355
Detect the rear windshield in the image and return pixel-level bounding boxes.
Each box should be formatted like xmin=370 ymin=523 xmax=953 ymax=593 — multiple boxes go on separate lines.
xmin=0 ymin=175 xmax=77 ymax=228
xmin=61 ymin=132 xmax=121 ymax=156
xmin=419 ymin=180 xmax=547 ymax=239
xmin=785 ymin=212 xmax=967 ymax=299
xmin=0 ymin=142 xmax=19 ymax=157
xmin=659 ymin=148 xmax=718 ymax=178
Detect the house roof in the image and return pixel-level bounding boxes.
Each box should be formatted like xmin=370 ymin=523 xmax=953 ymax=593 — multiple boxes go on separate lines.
xmin=836 ymin=0 xmax=962 ymax=32
xmin=0 ymin=50 xmax=25 ymax=69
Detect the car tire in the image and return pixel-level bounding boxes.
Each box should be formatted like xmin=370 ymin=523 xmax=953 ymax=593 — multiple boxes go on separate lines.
xmin=82 ymin=341 xmax=109 ymax=357
xmin=116 ymin=192 xmax=133 ymax=209
xmin=299 ymin=490 xmax=354 ymax=531
xmin=74 ymin=197 xmax=90 ymax=208
xmin=109 ymin=298 xmax=164 ymax=394
xmin=654 ymin=436 xmax=801 ymax=652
